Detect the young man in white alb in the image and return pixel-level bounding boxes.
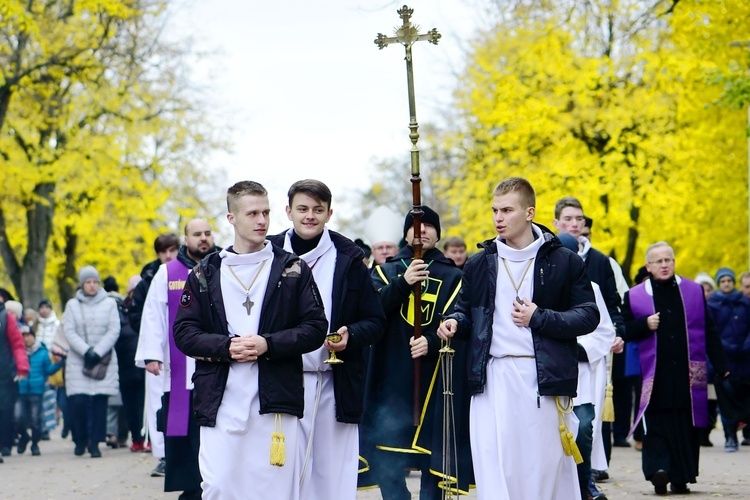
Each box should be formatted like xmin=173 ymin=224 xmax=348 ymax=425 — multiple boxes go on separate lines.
xmin=438 ymin=177 xmax=599 ymax=500
xmin=173 ymin=181 xmax=327 ymax=499
xmin=268 ymin=179 xmax=386 ymax=500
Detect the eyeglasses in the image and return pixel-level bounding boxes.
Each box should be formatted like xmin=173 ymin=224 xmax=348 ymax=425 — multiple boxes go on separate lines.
xmin=648 ymin=258 xmax=674 ymax=266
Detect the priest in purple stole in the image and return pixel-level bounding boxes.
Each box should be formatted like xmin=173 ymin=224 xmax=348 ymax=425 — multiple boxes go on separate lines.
xmin=136 ymin=219 xmax=218 ymax=499
xmin=621 ymin=241 xmax=728 ymax=496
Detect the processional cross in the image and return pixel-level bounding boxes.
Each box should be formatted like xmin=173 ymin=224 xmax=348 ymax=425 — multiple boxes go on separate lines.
xmin=375 ymin=5 xmax=441 ymax=426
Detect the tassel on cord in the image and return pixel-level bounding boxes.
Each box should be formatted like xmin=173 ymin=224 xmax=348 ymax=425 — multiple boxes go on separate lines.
xmin=556 ymin=397 xmax=583 ymax=465
xmin=601 ymin=353 xmax=615 ymax=423
xmin=270 ymin=413 xmax=285 ymax=466
xmin=601 ymin=384 xmax=615 ymax=423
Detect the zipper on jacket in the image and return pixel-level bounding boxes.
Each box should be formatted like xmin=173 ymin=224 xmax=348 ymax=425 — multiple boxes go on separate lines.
xmin=540 ymin=268 xmax=544 ymax=286
xmin=277 ymin=280 xmax=281 ymax=288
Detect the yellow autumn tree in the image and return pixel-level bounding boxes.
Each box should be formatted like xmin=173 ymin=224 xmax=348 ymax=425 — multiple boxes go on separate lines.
xmin=435 ymin=0 xmax=749 ymax=280
xmin=0 ymin=0 xmax=225 ymax=307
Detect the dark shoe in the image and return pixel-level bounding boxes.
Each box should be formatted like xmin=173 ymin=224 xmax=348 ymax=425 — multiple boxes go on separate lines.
xmin=725 ymin=436 xmax=739 ymax=452
xmin=589 ymin=478 xmax=608 ymax=499
xmin=30 ymin=443 xmax=40 ymax=456
xmin=178 ymin=490 xmax=202 ymax=500
xmin=40 ymin=430 xmax=50 ymax=441
xmin=89 ymin=445 xmax=102 ymax=458
xmin=699 ymin=435 xmax=713 ymax=447
xmin=612 ymin=438 xmax=631 ymax=447
xmin=74 ymin=444 xmax=86 ymax=456
xmin=0 ymin=455 xmax=3 ymax=463
xmin=0 ymin=447 xmax=10 ymax=457
xmin=151 ymin=457 xmax=166 ymax=477
xmin=651 ymin=470 xmax=669 ymax=495
xmin=742 ymin=438 xmax=750 ymax=446
xmin=17 ymin=434 xmax=29 ymax=454
xmin=592 ymin=469 xmax=609 ymax=482
xmin=61 ymin=426 xmax=70 ymax=439
xmin=106 ymin=435 xmax=119 ymax=449
xmin=670 ymin=483 xmax=691 ymax=494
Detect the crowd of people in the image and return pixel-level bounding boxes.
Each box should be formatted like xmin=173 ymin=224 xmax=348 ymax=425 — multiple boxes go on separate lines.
xmin=0 ymin=176 xmax=748 ymax=500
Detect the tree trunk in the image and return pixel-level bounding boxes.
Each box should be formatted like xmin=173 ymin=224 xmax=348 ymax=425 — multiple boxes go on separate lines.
xmin=20 ymin=182 xmax=55 ymax=307
xmin=622 ymin=204 xmax=640 ymax=283
xmin=0 ymin=205 xmax=22 ymax=298
xmin=56 ymin=225 xmax=78 ymax=306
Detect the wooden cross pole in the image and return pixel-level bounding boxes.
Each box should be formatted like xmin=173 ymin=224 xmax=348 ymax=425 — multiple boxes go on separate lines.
xmin=375 ymin=5 xmax=441 ymax=426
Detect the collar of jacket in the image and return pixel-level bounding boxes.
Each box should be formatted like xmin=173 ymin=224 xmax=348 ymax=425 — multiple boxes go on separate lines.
xmin=385 ymin=245 xmax=456 ymax=267
xmin=477 ymin=222 xmax=561 ymax=255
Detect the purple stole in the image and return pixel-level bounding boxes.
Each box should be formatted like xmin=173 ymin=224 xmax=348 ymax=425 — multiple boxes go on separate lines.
xmin=628 ymin=277 xmax=708 ymax=434
xmin=166 ymin=259 xmax=191 ymax=437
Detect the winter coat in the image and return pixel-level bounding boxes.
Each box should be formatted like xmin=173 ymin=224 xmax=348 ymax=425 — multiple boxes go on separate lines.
xmin=707 ymin=289 xmax=750 ymax=379
xmin=1 ymin=307 xmax=29 ymax=383
xmin=446 ymin=225 xmax=600 ymax=397
xmin=173 ymin=244 xmax=328 ymax=426
xmin=63 ymin=288 xmax=120 ymax=396
xmin=268 ymin=230 xmax=387 ymax=423
xmin=18 ymin=342 xmax=63 ymax=395
xmin=35 ymin=312 xmax=60 ymax=348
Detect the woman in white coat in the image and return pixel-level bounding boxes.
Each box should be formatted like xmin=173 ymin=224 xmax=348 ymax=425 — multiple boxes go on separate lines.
xmin=63 ymin=266 xmax=120 ymax=458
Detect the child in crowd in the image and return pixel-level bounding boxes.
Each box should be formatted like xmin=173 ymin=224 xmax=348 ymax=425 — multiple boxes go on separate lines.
xmin=16 ymin=327 xmax=64 ymax=456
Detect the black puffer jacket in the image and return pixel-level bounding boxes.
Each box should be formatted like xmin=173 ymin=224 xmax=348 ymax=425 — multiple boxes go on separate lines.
xmin=446 ymin=225 xmax=599 ymax=397
xmin=173 ymin=244 xmax=328 ymax=426
xmin=268 ymin=230 xmax=386 ymax=423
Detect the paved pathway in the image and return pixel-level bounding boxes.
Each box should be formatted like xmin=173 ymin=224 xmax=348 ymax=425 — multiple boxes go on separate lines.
xmin=1 ymin=427 xmax=748 ymax=498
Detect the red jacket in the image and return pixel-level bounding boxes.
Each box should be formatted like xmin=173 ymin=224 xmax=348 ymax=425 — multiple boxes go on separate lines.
xmin=6 ymin=312 xmax=30 ymax=378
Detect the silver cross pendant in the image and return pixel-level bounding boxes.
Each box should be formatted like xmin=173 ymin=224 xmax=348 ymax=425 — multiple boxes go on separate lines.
xmin=243 ymin=295 xmax=254 ymax=316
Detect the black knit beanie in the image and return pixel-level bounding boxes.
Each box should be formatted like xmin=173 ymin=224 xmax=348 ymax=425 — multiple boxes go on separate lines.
xmin=403 ymin=205 xmax=441 ymax=241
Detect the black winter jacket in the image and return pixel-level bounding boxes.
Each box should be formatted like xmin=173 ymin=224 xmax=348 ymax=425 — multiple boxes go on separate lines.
xmin=268 ymin=230 xmax=386 ymax=423
xmin=173 ymin=244 xmax=328 ymax=426
xmin=447 ymin=225 xmax=600 ymax=397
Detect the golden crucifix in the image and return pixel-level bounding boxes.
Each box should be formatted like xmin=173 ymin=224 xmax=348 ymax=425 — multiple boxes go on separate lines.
xmin=375 ymin=5 xmax=441 ymax=426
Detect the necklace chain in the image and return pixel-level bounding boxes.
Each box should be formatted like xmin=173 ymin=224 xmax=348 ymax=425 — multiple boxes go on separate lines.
xmin=227 ymin=259 xmax=268 ymax=294
xmin=501 ymin=257 xmax=534 ymax=299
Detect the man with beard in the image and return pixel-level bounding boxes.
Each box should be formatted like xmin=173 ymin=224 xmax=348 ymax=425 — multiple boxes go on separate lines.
xmin=128 ymin=232 xmax=180 ymax=471
xmin=359 ymin=205 xmax=472 ymax=499
xmin=622 ymin=241 xmax=728 ymax=495
xmin=135 ymin=219 xmax=218 ymax=499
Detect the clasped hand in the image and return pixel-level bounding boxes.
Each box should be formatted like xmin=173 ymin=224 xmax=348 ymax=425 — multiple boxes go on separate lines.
xmin=230 ymin=335 xmax=268 ymax=362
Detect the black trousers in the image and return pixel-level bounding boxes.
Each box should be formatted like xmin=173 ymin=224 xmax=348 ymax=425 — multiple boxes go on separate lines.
xmin=371 ymin=448 xmax=442 ymax=500
xmin=0 ymin=382 xmax=18 ymax=449
xmin=161 ymin=391 xmax=202 ymax=494
xmin=15 ymin=394 xmax=43 ymax=445
xmin=68 ymin=394 xmax=108 ymax=448
xmin=119 ymin=375 xmax=145 ymax=442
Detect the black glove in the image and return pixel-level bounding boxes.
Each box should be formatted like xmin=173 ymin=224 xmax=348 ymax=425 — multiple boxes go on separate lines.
xmin=84 ymin=348 xmax=102 ymax=369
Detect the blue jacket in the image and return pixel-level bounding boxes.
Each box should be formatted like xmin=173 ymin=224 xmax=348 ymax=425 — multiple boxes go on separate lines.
xmin=446 ymin=225 xmax=600 ymax=397
xmin=18 ymin=343 xmax=63 ymax=395
xmin=707 ymin=289 xmax=750 ymax=379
